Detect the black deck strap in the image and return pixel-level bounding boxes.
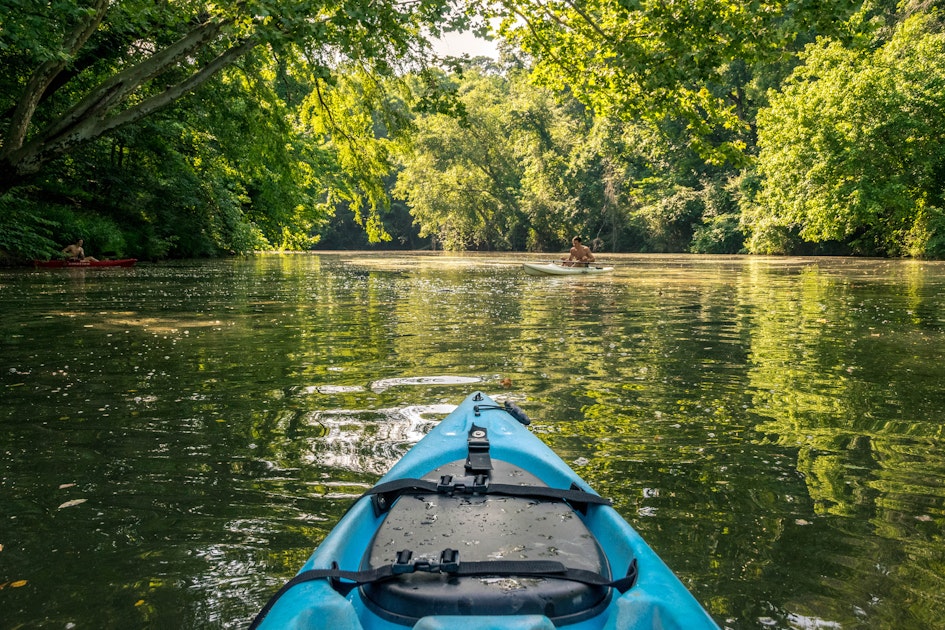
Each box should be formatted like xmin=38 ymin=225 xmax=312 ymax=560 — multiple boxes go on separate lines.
xmin=441 ymin=557 xmax=637 ymax=592
xmin=366 ymin=477 xmax=612 ymax=516
xmin=465 ymin=424 xmax=492 ymax=474
xmin=248 ymin=550 xmax=639 ymax=629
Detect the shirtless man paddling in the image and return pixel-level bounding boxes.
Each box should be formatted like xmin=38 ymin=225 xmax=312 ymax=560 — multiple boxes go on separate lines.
xmin=62 ymin=239 xmax=99 ymax=262
xmin=562 ymin=236 xmax=595 ymax=266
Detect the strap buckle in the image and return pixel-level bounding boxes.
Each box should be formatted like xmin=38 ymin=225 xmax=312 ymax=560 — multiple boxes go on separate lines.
xmin=392 ymin=549 xmax=415 ymax=574
xmin=437 ymin=474 xmax=489 ymax=495
xmin=391 ymin=549 xmax=461 ymax=575
xmin=439 ymin=548 xmax=460 ymax=572
xmin=436 ymin=475 xmax=454 ymax=493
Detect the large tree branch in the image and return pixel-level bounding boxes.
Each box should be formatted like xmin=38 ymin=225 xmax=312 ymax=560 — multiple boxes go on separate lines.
xmin=7 ymin=37 xmax=258 ymax=178
xmin=100 ymin=38 xmax=257 ymax=134
xmin=1 ymin=0 xmax=109 ymax=157
xmin=39 ymin=18 xmax=230 ymax=144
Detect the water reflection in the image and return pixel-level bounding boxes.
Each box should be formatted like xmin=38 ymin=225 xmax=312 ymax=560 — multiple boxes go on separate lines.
xmin=297 ymin=404 xmax=455 ymax=474
xmin=370 ymin=375 xmax=482 ymax=393
xmin=1 ymin=254 xmax=944 ymax=629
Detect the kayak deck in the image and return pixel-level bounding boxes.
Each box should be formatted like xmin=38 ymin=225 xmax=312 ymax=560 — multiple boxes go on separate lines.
xmin=360 ymin=458 xmax=612 ymax=625
xmin=252 ymin=392 xmax=718 ymax=629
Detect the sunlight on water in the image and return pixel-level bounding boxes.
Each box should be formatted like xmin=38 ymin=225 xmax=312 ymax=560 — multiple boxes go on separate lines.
xmin=370 ymin=375 xmax=482 ymax=392
xmin=297 ymin=404 xmax=454 ymax=474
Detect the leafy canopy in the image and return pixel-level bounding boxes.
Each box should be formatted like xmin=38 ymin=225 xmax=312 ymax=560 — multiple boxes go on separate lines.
xmin=492 ymin=0 xmax=865 ymax=165
xmin=751 ymin=12 xmax=945 ymax=256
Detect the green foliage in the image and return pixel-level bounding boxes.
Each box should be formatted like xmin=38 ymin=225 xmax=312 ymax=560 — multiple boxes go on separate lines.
xmin=397 ymin=65 xmax=695 ymax=254
xmin=0 ymin=195 xmax=60 ymax=262
xmin=0 ymin=191 xmax=137 ymax=262
xmin=735 ymin=170 xmax=797 ymax=255
xmin=3 ymin=0 xmax=943 ymax=260
xmin=632 ymin=185 xmax=702 ymax=253
xmin=394 ymin=68 xmax=525 ymax=250
xmin=903 ymin=204 xmax=945 ymax=259
xmin=690 ymin=178 xmax=745 ymax=254
xmin=52 ymin=208 xmax=127 ymax=257
xmin=750 ymin=12 xmax=945 ymax=256
xmin=512 ymin=76 xmax=587 ymax=250
xmin=299 ymin=66 xmax=416 ymax=244
xmin=397 ymin=62 xmax=752 ymax=255
xmin=193 ymin=51 xmax=328 ymax=251
xmin=0 ymin=0 xmax=467 ymax=259
xmin=499 ymin=0 xmax=868 ymax=166
xmin=316 ymin=197 xmax=425 ymax=249
xmin=1 ymin=40 xmax=343 ymax=259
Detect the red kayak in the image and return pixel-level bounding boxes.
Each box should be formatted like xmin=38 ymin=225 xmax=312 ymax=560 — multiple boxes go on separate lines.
xmin=34 ymin=258 xmax=137 ymax=268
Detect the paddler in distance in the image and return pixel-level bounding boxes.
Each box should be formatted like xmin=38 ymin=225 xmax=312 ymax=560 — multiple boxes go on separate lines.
xmin=62 ymin=238 xmax=99 ymax=262
xmin=562 ymin=236 xmax=595 ymax=266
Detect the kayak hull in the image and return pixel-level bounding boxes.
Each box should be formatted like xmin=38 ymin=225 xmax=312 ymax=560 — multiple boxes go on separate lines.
xmin=253 ymin=392 xmax=718 ymax=630
xmin=523 ymin=262 xmax=613 ymax=276
xmin=34 ymin=258 xmax=137 ymax=268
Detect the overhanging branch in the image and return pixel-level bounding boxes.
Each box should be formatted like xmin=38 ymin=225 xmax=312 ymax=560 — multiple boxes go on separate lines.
xmin=0 ymin=0 xmax=109 ymax=158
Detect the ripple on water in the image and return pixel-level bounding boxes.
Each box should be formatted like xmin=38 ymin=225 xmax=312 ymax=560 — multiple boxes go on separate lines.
xmin=297 ymin=404 xmax=455 ymax=474
xmin=370 ymin=375 xmax=482 ymax=392
xmin=315 ymin=385 xmax=366 ymax=394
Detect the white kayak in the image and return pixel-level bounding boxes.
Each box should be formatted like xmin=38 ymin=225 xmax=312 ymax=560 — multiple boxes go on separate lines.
xmin=523 ymin=262 xmax=614 ymax=276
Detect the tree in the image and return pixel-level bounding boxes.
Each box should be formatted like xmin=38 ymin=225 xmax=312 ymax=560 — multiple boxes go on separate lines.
xmin=0 ymin=0 xmax=464 ymax=194
xmin=395 ymin=64 xmax=620 ymax=252
xmin=394 ymin=67 xmax=526 ymax=249
xmin=299 ymin=65 xmax=421 ymax=244
xmin=748 ymin=12 xmax=945 ymax=256
xmin=491 ymin=0 xmax=869 ymax=165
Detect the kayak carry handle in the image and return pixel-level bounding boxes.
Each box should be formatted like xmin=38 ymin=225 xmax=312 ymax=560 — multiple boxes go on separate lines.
xmin=504 ymin=401 xmax=530 ymax=425
xmin=472 ymin=401 xmax=531 ymax=425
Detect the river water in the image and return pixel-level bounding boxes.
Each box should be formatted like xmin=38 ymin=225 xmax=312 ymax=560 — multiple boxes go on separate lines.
xmin=1 ymin=252 xmax=944 ymax=629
